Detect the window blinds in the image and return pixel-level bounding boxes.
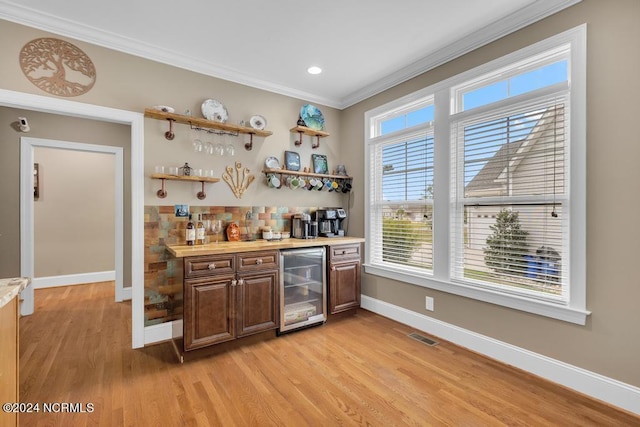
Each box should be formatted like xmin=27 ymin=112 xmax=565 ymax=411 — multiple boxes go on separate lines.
xmin=369 ymin=131 xmax=434 ymax=271
xmin=451 ymin=94 xmax=569 ymax=299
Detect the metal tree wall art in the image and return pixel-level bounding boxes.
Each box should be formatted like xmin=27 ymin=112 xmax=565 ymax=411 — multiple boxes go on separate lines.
xmin=19 ymin=38 xmax=96 ymax=97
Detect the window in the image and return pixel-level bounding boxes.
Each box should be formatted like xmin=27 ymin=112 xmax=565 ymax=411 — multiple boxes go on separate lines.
xmin=451 ymin=95 xmax=568 ymax=300
xmin=365 ymin=26 xmax=588 ymax=324
xmin=367 ymin=97 xmax=434 ymax=274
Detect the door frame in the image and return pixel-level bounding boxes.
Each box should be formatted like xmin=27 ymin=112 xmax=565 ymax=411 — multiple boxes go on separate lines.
xmin=0 ymin=88 xmax=146 ymax=349
xmin=20 ymin=137 xmax=124 ymax=303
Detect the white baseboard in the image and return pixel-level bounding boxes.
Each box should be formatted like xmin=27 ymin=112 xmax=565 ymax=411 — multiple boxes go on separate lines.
xmin=32 ymin=271 xmax=115 ymax=289
xmin=144 ymin=319 xmax=183 ymax=346
xmin=361 ymin=295 xmax=640 ymax=416
xmin=32 ymin=272 xmax=132 ymax=302
xmin=120 ymin=286 xmax=132 ymax=301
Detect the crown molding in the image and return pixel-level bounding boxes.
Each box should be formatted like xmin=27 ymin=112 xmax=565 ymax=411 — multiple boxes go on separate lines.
xmin=0 ymin=1 xmax=341 ymax=108
xmin=0 ymin=0 xmax=581 ymax=110
xmin=339 ymin=0 xmax=582 ymax=108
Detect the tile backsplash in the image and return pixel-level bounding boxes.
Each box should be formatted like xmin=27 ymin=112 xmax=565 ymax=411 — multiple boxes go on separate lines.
xmin=143 ymin=205 xmax=314 ymax=326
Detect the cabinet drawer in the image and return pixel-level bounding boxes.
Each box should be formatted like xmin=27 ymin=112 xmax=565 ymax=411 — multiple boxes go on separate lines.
xmin=237 ymin=250 xmax=279 ymax=272
xmin=329 ymin=244 xmax=361 ymax=261
xmin=184 ymin=254 xmax=235 ymax=278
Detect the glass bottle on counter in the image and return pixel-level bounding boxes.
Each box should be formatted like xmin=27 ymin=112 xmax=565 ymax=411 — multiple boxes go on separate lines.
xmin=196 ymin=214 xmax=206 ymax=245
xmin=186 ymin=214 xmax=196 ymax=246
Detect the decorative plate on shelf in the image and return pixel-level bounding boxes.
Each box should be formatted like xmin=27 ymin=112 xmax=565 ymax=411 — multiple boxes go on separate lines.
xmin=264 ymin=156 xmax=280 ymax=169
xmin=151 ymin=105 xmax=175 ymax=113
xmin=249 ymin=114 xmax=267 ymax=130
xmin=300 ymin=104 xmax=325 ymax=131
xmin=201 ymin=99 xmax=228 ymax=122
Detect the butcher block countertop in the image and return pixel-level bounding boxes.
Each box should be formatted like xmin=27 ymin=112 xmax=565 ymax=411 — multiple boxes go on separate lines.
xmin=167 ymin=236 xmax=365 ymax=258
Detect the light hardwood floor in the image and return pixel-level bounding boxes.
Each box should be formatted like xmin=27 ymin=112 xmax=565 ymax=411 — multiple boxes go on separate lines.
xmin=17 ymin=282 xmax=639 ymax=426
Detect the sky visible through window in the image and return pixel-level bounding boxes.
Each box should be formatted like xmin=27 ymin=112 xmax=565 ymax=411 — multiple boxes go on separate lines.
xmin=463 ymin=61 xmax=567 ymax=110
xmin=380 ymin=60 xmax=567 ymax=200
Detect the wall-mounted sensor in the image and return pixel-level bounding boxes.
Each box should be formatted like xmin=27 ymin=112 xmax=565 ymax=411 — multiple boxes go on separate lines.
xmin=18 ymin=117 xmax=30 ymax=132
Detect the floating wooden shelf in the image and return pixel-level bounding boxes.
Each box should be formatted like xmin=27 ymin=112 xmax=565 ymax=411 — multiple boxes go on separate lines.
xmin=145 ymin=108 xmax=272 ymax=150
xmin=290 ymin=126 xmax=329 ymax=149
xmin=151 ymin=173 xmax=220 ymax=183
xmin=151 ymin=173 xmax=220 ymax=200
xmin=263 ymin=168 xmax=351 ymax=180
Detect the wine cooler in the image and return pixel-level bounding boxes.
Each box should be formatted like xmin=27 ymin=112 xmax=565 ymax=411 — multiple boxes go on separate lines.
xmin=279 ymin=247 xmax=327 ymax=333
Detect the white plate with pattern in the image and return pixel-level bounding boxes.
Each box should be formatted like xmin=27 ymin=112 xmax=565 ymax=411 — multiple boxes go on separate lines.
xmin=264 ymin=156 xmax=280 ymax=169
xmin=201 ymin=99 xmax=228 ymax=122
xmin=249 ymin=114 xmax=267 ymax=130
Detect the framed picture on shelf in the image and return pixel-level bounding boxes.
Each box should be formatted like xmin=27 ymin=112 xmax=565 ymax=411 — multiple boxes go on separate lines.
xmin=284 ymin=151 xmax=300 ymax=171
xmin=312 ymin=154 xmax=328 ymax=174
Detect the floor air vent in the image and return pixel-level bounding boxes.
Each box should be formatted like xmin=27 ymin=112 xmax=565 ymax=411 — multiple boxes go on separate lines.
xmin=408 ymin=332 xmax=439 ymax=346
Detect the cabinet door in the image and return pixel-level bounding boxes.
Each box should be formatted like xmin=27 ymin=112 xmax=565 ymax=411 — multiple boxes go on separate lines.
xmin=0 ymin=297 xmax=18 ymax=427
xmin=184 ymin=275 xmax=236 ymax=350
xmin=329 ymin=260 xmax=361 ymax=314
xmin=236 ymin=269 xmax=279 ymax=337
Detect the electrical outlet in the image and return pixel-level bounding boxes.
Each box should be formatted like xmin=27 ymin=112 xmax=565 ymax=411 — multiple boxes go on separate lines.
xmin=425 ymin=296 xmax=434 ymax=311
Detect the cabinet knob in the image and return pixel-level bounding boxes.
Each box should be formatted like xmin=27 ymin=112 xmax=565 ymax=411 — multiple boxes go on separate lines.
xmin=342 ymin=250 xmax=346 ymax=255
xmin=256 ymin=259 xmax=263 ymax=265
xmin=231 ymin=280 xmax=237 ymax=287
xmin=238 ymin=279 xmax=245 ymax=285
xmin=331 ymin=266 xmax=336 ymax=271
xmin=208 ymin=263 xmax=216 ymax=270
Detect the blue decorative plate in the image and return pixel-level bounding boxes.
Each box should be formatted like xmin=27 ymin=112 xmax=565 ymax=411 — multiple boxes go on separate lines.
xmin=300 ymin=104 xmax=325 ymax=130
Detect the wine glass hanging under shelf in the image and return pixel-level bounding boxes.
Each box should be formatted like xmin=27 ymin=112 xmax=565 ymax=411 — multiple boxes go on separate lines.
xmin=189 ymin=123 xmax=256 ymax=151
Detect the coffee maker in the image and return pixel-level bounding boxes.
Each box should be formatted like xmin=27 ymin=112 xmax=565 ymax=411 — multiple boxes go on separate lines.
xmin=314 ymin=208 xmax=347 ymax=237
xmin=292 ymin=213 xmax=318 ymax=239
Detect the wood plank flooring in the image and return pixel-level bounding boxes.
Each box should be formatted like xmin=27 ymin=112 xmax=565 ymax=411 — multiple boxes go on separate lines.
xmin=17 ymin=282 xmax=639 ymax=426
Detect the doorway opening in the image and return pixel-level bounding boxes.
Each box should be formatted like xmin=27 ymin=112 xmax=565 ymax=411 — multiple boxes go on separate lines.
xmin=1 ymin=88 xmax=145 ymax=348
xmin=20 ymin=137 xmax=124 ymax=310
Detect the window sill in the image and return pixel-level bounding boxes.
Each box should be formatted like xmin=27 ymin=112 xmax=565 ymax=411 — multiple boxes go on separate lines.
xmin=363 ymin=264 xmax=590 ymax=325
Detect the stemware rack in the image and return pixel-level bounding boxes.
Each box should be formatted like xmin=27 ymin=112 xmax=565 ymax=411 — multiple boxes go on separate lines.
xmin=145 ymin=108 xmax=273 ymax=151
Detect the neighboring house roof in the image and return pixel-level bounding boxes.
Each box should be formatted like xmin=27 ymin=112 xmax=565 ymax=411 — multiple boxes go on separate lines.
xmin=465 ymin=140 xmax=526 ymax=193
xmin=465 ymin=106 xmax=563 ymax=195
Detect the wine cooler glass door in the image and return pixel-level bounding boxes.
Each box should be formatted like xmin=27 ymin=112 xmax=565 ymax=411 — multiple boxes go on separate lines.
xmin=279 ymin=247 xmax=326 ymax=332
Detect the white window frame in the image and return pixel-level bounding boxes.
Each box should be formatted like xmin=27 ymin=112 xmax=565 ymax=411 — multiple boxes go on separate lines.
xmin=367 ymin=96 xmax=435 ymax=276
xmin=364 ymin=25 xmax=589 ymax=324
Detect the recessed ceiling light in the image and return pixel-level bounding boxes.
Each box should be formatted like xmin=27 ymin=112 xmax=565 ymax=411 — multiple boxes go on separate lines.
xmin=307 ymin=66 xmax=322 ymax=75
